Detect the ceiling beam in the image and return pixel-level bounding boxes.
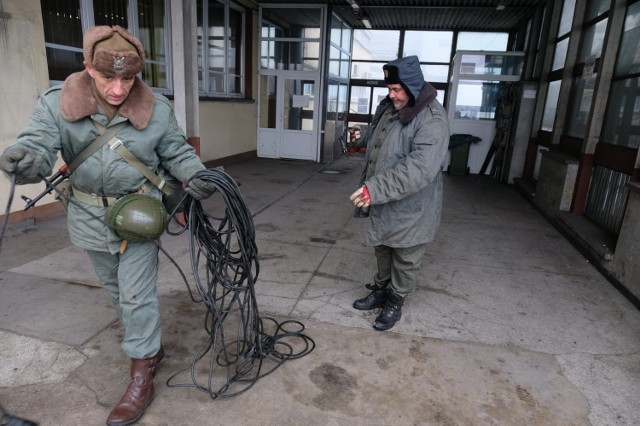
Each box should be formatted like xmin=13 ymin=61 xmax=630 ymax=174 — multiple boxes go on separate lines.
xmin=340 ymin=5 xmax=533 ymax=10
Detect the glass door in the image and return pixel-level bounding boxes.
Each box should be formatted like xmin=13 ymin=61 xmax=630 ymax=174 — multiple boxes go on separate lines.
xmin=258 ymin=75 xmax=319 ymax=160
xmin=258 ymin=5 xmax=325 ymax=161
xmin=280 ymin=77 xmax=318 ymax=160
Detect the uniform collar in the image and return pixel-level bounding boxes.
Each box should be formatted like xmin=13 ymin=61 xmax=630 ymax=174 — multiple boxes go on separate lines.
xmin=60 ymin=70 xmax=155 ymax=129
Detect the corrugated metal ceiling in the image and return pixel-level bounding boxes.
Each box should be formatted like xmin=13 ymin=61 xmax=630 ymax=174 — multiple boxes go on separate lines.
xmin=256 ymin=0 xmax=547 ymax=32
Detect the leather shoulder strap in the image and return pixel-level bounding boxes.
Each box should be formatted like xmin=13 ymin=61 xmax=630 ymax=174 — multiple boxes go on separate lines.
xmin=67 ymin=121 xmax=128 ymax=174
xmin=107 ymin=139 xmax=171 ymax=195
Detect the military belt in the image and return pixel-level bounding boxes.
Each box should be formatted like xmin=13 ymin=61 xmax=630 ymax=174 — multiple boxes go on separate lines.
xmin=72 ymin=188 xmax=119 ymax=207
xmin=72 ymin=182 xmax=155 ymax=207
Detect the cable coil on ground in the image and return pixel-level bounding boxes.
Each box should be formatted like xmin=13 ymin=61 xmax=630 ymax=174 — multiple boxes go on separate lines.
xmin=165 ymin=168 xmax=315 ymax=398
xmin=1 ymin=168 xmax=314 ymax=400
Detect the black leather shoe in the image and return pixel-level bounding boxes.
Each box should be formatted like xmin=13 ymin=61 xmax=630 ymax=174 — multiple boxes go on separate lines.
xmin=353 ymin=283 xmax=388 ymax=310
xmin=373 ymin=291 xmax=404 ymax=330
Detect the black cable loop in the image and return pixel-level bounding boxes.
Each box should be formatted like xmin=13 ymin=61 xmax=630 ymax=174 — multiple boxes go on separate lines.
xmin=163 ymin=168 xmax=314 ymax=398
xmin=1 ymin=167 xmax=315 ymax=399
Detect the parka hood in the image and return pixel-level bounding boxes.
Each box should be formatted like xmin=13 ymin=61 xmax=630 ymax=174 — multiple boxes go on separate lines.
xmin=383 ymin=55 xmax=425 ymax=106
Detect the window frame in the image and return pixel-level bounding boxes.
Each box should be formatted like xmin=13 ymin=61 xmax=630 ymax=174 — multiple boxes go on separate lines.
xmin=259 ymin=5 xmax=324 ymax=73
xmin=564 ymin=1 xmax=610 ymax=139
xmin=197 ymin=0 xmax=246 ymax=98
xmin=348 ymin=29 xmax=507 ymax=125
xmin=537 ymin=0 xmax=578 ymax=140
xmin=599 ymin=0 xmax=640 ymax=149
xmin=41 ymin=0 xmax=173 ymax=94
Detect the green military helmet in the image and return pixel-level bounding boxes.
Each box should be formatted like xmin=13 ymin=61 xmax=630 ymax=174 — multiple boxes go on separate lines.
xmin=104 ymin=193 xmax=167 ymax=242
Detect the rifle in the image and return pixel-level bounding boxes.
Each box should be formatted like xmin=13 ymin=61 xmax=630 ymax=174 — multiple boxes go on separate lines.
xmin=21 ymin=164 xmax=69 ymax=210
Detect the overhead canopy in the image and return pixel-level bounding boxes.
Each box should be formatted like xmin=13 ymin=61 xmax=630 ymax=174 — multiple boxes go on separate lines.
xmin=257 ymin=0 xmax=547 ymax=32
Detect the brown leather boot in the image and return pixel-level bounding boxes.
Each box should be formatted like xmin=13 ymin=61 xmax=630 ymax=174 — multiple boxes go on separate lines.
xmin=152 ymin=345 xmax=164 ymax=376
xmin=106 ymin=357 xmax=157 ymax=426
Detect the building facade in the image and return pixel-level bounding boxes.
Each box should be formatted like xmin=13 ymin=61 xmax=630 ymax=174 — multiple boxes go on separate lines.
xmin=0 ymin=0 xmax=638 ymax=299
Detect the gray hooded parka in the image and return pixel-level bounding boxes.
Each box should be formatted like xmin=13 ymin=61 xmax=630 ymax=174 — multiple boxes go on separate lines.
xmin=361 ymin=82 xmax=450 ymax=248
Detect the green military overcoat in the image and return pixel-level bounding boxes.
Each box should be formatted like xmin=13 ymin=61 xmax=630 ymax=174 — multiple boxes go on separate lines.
xmin=13 ymin=70 xmax=205 ymax=253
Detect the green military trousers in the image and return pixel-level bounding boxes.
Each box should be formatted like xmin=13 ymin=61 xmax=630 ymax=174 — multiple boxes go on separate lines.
xmin=373 ymin=244 xmax=427 ymax=297
xmin=86 ymin=242 xmax=161 ymax=359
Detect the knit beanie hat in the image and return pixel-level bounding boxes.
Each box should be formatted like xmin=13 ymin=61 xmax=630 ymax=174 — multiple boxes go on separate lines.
xmin=383 ymin=55 xmax=425 ymax=106
xmin=83 ymin=25 xmax=145 ymax=77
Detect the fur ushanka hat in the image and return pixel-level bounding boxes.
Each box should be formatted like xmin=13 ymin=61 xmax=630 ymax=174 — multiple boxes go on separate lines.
xmin=83 ymin=25 xmax=145 ymax=77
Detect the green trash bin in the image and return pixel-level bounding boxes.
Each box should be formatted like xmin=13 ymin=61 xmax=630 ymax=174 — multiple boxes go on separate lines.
xmin=448 ymin=134 xmax=481 ymax=176
xmin=449 ymin=142 xmax=470 ymax=176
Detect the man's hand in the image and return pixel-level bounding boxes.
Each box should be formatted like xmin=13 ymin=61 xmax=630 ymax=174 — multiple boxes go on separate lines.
xmin=350 ymin=185 xmax=371 ymax=208
xmin=185 ymin=176 xmax=216 ymax=200
xmin=0 ymin=145 xmax=45 ymax=184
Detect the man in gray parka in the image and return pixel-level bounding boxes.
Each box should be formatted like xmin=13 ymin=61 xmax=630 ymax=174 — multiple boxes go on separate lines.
xmin=0 ymin=26 xmax=216 ymax=425
xmin=350 ymin=55 xmax=449 ymax=331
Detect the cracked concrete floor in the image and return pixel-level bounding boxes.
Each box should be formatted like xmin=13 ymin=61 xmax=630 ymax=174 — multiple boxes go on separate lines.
xmin=1 ymin=155 xmax=639 ymax=425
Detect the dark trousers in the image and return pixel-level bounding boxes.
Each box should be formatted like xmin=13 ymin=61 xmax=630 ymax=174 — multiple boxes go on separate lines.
xmin=374 ymin=244 xmax=427 ymax=297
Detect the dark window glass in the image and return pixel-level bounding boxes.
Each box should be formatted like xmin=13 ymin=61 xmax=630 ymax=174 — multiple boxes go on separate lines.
xmin=94 ymin=0 xmax=128 ymax=26
xmin=41 ymin=0 xmax=84 ymax=81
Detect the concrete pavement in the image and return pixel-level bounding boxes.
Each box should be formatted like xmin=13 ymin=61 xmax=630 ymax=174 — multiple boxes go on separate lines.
xmin=1 ymin=154 xmax=639 ymax=425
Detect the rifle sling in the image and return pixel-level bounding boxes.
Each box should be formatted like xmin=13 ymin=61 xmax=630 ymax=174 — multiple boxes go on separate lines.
xmin=67 ymin=121 xmax=128 ymax=174
xmin=107 ymin=139 xmax=170 ymax=195
xmin=71 ymin=120 xmax=171 ymax=196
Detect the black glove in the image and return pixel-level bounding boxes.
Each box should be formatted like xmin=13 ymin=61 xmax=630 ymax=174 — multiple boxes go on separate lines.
xmin=185 ymin=176 xmax=216 ymax=200
xmin=0 ymin=145 xmax=46 ymax=184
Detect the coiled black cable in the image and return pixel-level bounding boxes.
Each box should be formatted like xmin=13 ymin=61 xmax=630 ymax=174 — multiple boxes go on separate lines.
xmin=1 ymin=168 xmax=314 ymax=400
xmin=165 ymin=168 xmax=315 ymax=398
